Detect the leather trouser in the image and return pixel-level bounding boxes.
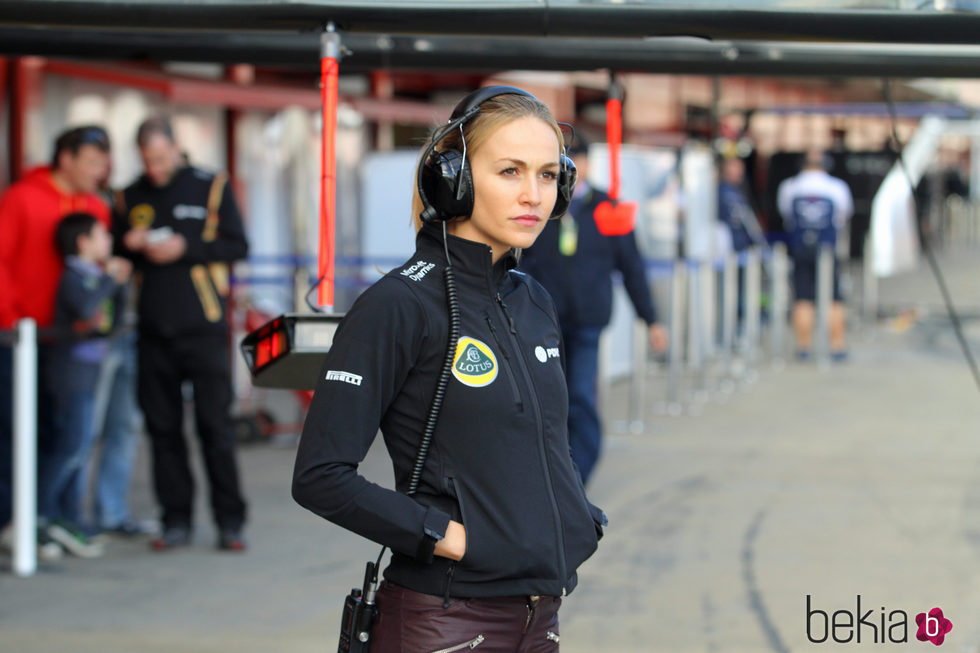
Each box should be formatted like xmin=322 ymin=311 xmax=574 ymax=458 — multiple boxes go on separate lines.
xmin=369 ymin=582 xmax=561 ymax=653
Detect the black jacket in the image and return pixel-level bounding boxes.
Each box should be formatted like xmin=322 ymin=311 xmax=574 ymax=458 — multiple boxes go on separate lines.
xmin=520 ymin=185 xmax=657 ymax=329
xmin=114 ymin=167 xmax=248 ymax=338
xmin=293 ymin=225 xmax=605 ymax=599
xmin=48 ymin=257 xmax=126 ymax=395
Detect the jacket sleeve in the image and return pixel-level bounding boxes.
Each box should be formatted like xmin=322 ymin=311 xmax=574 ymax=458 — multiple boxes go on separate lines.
xmin=613 ymin=231 xmax=658 ymax=325
xmin=0 ymin=187 xmax=27 ymax=328
xmin=292 ymin=277 xmax=452 ymax=562
xmin=183 ymin=181 xmax=249 ymax=264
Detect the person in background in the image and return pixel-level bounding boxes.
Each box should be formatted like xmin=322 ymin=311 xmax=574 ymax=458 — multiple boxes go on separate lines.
xmin=777 ymin=149 xmax=854 ymax=361
xmin=115 ymin=117 xmax=249 ymax=552
xmin=0 ymin=125 xmax=111 ymax=552
xmin=717 ymin=155 xmax=770 ymax=329
xmin=520 ymin=133 xmax=668 ymax=486
xmin=718 ymin=156 xmax=758 ymax=255
xmin=42 ymin=212 xmax=130 ymax=557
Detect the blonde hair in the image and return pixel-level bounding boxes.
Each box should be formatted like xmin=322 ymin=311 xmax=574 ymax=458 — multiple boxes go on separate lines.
xmin=411 ymin=91 xmax=566 ymax=232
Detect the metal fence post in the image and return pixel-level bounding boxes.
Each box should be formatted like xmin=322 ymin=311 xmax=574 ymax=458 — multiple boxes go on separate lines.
xmin=667 ymin=260 xmax=685 ymax=415
xmin=700 ymin=260 xmax=716 ymax=362
xmin=769 ymin=243 xmax=789 ymax=364
xmin=815 ymin=245 xmax=834 ymax=368
xmin=862 ymin=236 xmax=877 ymax=335
xmin=13 ymin=318 xmax=37 ymax=577
xmin=687 ymin=260 xmax=705 ymax=403
xmin=721 ymin=251 xmax=738 ymax=371
xmin=742 ymin=248 xmax=761 ymax=366
xmin=627 ymin=320 xmax=647 ymax=433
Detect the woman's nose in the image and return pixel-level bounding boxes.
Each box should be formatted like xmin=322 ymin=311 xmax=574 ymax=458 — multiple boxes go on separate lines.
xmin=521 ymin=178 xmax=542 ymax=206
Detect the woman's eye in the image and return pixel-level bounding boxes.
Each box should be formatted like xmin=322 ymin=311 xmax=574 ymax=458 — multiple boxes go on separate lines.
xmin=500 ymin=167 xmax=518 ymax=176
xmin=541 ymin=170 xmax=558 ymax=181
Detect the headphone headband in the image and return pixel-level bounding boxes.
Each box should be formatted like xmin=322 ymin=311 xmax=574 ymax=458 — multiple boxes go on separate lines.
xmin=450 ymin=85 xmax=535 ymax=121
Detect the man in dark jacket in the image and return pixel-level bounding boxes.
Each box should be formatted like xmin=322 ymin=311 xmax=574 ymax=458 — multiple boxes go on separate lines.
xmin=521 ymin=136 xmax=667 ymax=485
xmin=114 ymin=117 xmax=249 ymax=551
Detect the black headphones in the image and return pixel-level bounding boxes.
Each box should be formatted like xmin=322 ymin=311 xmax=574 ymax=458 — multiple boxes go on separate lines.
xmin=417 ymin=85 xmax=577 ymax=224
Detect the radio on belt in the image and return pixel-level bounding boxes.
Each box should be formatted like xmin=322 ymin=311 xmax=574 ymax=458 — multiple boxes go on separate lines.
xmin=240 ymin=313 xmax=343 ymax=390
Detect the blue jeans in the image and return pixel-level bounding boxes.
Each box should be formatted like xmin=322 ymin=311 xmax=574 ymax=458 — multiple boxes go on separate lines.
xmin=42 ymin=389 xmax=98 ymax=524
xmin=91 ymin=333 xmax=142 ymax=529
xmin=562 ymin=325 xmax=603 ymax=485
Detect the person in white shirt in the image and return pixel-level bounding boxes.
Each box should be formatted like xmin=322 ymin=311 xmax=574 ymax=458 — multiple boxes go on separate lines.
xmin=777 ymin=150 xmax=854 ymax=360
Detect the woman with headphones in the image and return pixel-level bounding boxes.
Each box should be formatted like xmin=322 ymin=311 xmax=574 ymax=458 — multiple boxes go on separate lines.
xmin=293 ymin=86 xmax=606 ymax=652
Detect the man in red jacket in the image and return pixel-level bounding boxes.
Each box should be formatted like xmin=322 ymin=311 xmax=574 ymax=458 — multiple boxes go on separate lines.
xmin=0 ymin=125 xmax=110 ymax=537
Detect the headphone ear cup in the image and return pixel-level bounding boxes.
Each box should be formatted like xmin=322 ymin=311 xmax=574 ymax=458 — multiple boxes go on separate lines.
xmin=551 ymin=154 xmax=577 ymax=218
xmin=420 ymin=149 xmax=474 ymax=222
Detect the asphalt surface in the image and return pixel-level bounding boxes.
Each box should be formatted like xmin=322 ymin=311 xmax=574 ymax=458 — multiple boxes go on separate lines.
xmin=3 ymin=244 xmax=980 ymax=653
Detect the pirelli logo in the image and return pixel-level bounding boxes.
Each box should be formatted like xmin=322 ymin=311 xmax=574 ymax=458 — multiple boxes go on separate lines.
xmin=325 ymin=370 xmax=363 ymax=386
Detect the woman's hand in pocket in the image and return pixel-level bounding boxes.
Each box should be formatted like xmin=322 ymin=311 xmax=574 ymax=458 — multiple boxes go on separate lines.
xmin=433 ymin=520 xmax=467 ymax=561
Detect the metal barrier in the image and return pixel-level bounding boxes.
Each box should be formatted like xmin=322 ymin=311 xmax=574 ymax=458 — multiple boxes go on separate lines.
xmin=741 ymin=248 xmax=762 ymax=366
xmin=626 ymin=320 xmax=647 ymax=434
xmin=686 ymin=260 xmax=707 ymax=407
xmin=666 ymin=260 xmax=685 ymax=416
xmin=720 ymin=251 xmax=738 ymax=378
xmin=862 ymin=236 xmax=877 ymax=337
xmin=599 ymin=241 xmax=850 ymax=424
xmin=769 ymin=243 xmax=789 ymax=364
xmin=815 ymin=245 xmax=834 ymax=368
xmin=13 ymin=318 xmax=37 ymax=577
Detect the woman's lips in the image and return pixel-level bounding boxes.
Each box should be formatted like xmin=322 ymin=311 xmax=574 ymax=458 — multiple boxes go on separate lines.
xmin=512 ymin=214 xmax=541 ymax=227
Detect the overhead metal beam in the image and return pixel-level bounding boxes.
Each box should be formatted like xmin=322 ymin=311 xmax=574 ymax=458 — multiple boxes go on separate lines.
xmin=6 ymin=28 xmax=980 ymax=79
xmin=0 ymin=29 xmax=966 ymax=80
xmin=3 ymin=1 xmax=980 ymax=45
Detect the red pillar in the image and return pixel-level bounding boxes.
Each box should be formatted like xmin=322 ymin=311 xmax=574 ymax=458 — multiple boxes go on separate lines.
xmin=0 ymin=57 xmax=8 ymax=188
xmin=9 ymin=57 xmax=43 ymax=182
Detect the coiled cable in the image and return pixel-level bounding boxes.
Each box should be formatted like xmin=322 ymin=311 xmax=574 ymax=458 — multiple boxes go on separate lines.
xmin=371 ymin=221 xmax=462 ymax=581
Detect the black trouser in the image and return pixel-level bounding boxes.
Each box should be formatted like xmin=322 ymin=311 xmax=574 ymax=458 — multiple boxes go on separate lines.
xmin=371 ymin=582 xmax=561 ymax=652
xmin=137 ymin=334 xmax=246 ymax=531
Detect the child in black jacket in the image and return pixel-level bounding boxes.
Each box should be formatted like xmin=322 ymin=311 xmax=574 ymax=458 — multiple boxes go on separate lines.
xmin=40 ymin=212 xmax=130 ymax=557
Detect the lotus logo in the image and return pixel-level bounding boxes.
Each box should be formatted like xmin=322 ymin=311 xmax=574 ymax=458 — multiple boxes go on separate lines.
xmin=451 ymin=337 xmax=498 ymax=387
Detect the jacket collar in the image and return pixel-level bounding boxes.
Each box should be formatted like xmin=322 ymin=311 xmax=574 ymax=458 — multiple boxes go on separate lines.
xmin=417 ymin=222 xmax=517 ymax=289
xmin=65 ymin=255 xmax=103 ymax=276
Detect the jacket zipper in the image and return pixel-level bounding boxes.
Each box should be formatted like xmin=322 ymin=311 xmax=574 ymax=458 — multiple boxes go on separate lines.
xmin=430 ymin=634 xmax=485 ymax=653
xmin=442 ymin=561 xmax=456 ymax=609
xmin=484 ymin=313 xmax=522 ymax=409
xmin=493 ymin=292 xmax=568 ymax=592
xmin=495 ymin=293 xmax=517 ymax=334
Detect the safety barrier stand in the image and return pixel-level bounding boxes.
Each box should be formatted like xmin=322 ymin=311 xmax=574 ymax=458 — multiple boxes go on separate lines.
xmin=624 ymin=320 xmax=647 ymax=434
xmin=686 ymin=260 xmax=708 ymax=413
xmin=718 ymin=251 xmax=738 ymax=393
xmin=741 ymin=247 xmax=762 ymax=374
xmin=13 ymin=318 xmax=37 ymax=577
xmin=862 ymin=236 xmax=877 ymax=339
xmin=665 ymin=260 xmax=686 ymax=417
xmin=769 ymin=243 xmax=789 ymax=367
xmin=815 ymin=245 xmax=834 ymax=369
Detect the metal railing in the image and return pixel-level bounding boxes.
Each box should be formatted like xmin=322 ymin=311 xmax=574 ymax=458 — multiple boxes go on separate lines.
xmin=599 ymin=241 xmax=842 ymax=428
xmin=11 ymin=318 xmax=37 ymax=577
